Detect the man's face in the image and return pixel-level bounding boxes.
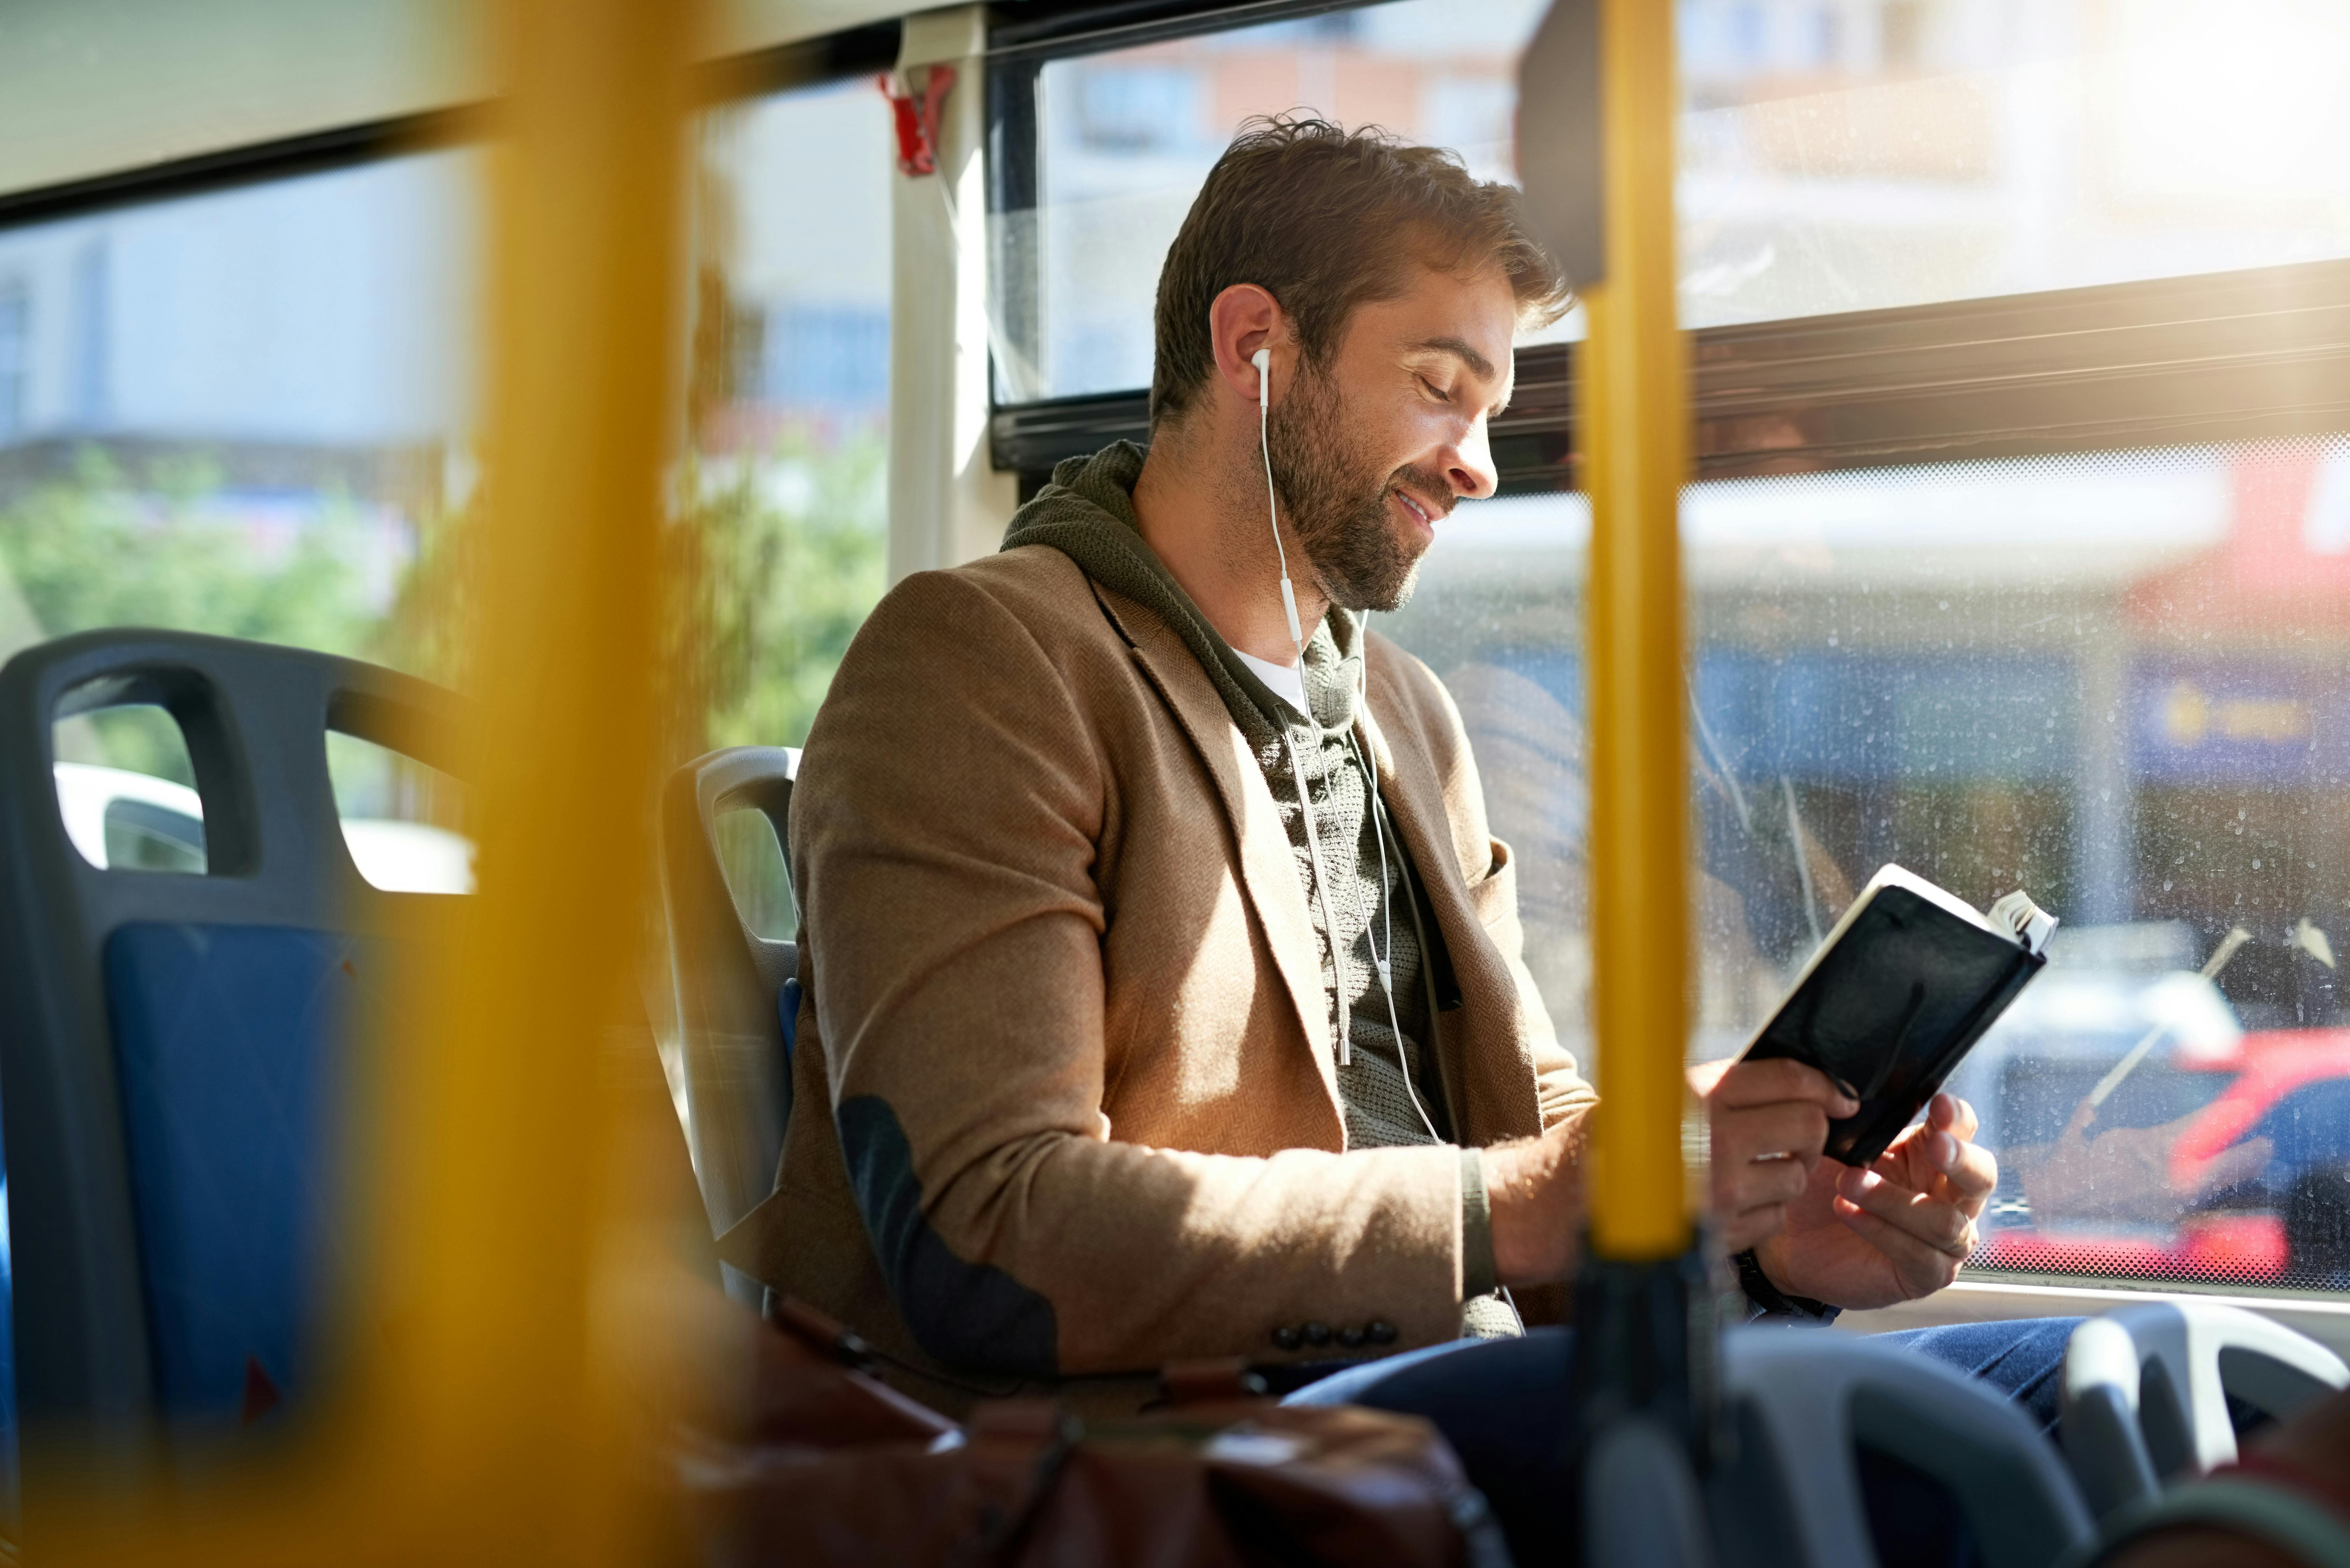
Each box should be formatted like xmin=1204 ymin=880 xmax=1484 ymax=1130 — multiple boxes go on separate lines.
xmin=1266 ymin=264 xmax=1517 ymax=613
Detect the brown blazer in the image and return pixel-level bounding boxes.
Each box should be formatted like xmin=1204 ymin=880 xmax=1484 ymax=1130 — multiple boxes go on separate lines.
xmin=724 ymin=544 xmax=1595 ymax=1395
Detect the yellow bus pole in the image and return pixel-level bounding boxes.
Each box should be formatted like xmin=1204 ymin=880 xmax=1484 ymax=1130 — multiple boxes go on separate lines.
xmin=360 ymin=0 xmax=696 ymax=1554
xmin=36 ymin=1 xmax=698 ymax=1561
xmin=1559 ymin=0 xmax=1718 ymax=1493
xmin=1583 ymin=0 xmax=1691 ymax=1267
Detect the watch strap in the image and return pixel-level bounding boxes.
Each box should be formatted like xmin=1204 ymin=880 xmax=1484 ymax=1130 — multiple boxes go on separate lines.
xmin=1733 ymin=1247 xmax=1842 ymax=1324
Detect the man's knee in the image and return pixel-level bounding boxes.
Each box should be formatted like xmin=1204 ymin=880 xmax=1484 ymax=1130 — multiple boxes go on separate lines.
xmin=1875 ymin=1316 xmax=2083 ymax=1431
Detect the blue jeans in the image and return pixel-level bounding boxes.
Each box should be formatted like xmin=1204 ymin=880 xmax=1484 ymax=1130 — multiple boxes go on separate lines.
xmin=1284 ymin=1318 xmax=2077 ymax=1566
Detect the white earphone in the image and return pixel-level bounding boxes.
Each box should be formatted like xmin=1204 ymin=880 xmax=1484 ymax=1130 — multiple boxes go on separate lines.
xmin=1254 ymin=347 xmax=1305 ymax=650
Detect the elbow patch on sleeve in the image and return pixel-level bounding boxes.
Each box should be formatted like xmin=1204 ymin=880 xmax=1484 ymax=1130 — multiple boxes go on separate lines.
xmin=834 ymin=1095 xmax=1060 ymax=1377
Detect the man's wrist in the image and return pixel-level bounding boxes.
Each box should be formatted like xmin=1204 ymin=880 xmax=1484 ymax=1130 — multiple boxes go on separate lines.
xmin=1735 ymin=1246 xmax=1841 ymax=1323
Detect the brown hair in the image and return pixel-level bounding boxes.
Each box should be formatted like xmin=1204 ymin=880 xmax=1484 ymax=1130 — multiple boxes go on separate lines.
xmin=1149 ymin=114 xmax=1572 ymax=428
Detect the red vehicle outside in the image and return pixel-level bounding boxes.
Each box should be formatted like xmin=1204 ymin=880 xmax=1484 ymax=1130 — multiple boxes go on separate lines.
xmin=1972 ymin=1028 xmax=2350 ymax=1287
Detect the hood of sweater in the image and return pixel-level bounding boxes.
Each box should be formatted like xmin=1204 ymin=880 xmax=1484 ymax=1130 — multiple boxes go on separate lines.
xmin=998 ymin=440 xmax=1361 ymax=743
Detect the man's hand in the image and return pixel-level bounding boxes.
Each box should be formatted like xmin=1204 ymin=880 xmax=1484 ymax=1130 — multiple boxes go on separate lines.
xmin=1695 ymin=1058 xmax=1858 ymax=1254
xmin=1756 ymin=1092 xmax=1997 ymax=1310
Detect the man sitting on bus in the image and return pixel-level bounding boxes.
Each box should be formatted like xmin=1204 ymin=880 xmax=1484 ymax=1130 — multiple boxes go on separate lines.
xmin=738 ymin=115 xmax=2061 ymax=1542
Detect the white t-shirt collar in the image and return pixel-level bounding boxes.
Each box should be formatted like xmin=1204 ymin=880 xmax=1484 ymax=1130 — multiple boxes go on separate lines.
xmin=1232 ymin=647 xmax=1308 ymax=717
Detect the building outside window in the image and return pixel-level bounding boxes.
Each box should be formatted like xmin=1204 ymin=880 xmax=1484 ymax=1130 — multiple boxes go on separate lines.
xmin=688 ymin=74 xmax=893 ymax=760
xmin=684 ymin=73 xmax=897 ymax=938
xmin=0 ymin=282 xmax=27 ymax=441
xmin=1007 ymin=0 xmax=2350 ymax=399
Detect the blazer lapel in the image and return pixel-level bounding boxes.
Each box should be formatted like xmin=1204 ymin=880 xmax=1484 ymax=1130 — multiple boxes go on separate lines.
xmin=1090 ymin=584 xmax=1338 ymax=1103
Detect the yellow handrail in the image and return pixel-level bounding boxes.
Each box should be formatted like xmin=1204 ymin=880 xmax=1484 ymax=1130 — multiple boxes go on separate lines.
xmin=1582 ymin=0 xmax=1692 ymax=1262
xmin=34 ymin=1 xmax=696 ymax=1559
xmin=356 ymin=0 xmax=694 ymax=1550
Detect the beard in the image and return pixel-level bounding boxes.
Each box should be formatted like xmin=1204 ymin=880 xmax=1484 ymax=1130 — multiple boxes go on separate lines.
xmin=1263 ymin=360 xmax=1444 ymax=614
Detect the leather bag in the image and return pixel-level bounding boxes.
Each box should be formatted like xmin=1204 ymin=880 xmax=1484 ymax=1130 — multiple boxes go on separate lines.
xmin=676 ymin=1299 xmax=1513 ymax=1568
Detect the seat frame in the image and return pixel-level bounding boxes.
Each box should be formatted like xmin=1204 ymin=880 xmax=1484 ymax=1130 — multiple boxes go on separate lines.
xmin=657 ymin=746 xmax=798 ymax=1274
xmin=2062 ymin=1300 xmax=2350 ymax=1520
xmin=0 ymin=628 xmax=464 ymax=1478
xmin=1704 ymin=1326 xmax=2095 ymax=1568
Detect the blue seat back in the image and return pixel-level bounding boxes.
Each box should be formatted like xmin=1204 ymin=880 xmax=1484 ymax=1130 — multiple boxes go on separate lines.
xmin=104 ymin=923 xmax=372 ymax=1423
xmin=0 ymin=629 xmax=464 ymax=1500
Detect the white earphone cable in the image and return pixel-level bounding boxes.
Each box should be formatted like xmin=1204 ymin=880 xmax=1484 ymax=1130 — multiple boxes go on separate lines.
xmin=1257 ymin=347 xmax=1423 ymax=1112
xmin=1282 ymin=731 xmax=1352 ymax=1067
xmin=1256 ymin=349 xmax=1305 ymax=648
xmin=1258 ymin=347 xmax=1351 ymax=1065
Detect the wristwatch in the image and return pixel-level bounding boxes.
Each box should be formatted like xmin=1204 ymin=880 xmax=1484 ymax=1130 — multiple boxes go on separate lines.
xmin=1733 ymin=1248 xmax=1841 ymax=1324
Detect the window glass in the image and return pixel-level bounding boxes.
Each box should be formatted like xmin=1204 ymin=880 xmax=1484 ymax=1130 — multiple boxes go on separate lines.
xmin=1001 ymin=0 xmax=2350 ymax=402
xmin=1382 ymin=436 xmax=2350 ymax=1295
xmin=53 ymin=705 xmax=205 ymax=874
xmin=686 ymin=77 xmax=891 ymax=754
xmin=655 ymin=72 xmax=890 ymax=1170
xmin=0 ymin=280 xmax=27 ymax=439
xmin=712 ymin=807 xmax=795 ymax=942
xmin=0 ymin=152 xmax=482 ymax=667
xmin=325 ymin=731 xmax=471 ymax=895
xmin=2 ymin=76 xmax=895 ymax=875
xmin=1680 ymin=0 xmax=2350 ymax=326
xmin=0 ymin=152 xmax=485 ymax=878
xmin=1007 ymin=3 xmax=1545 ymax=403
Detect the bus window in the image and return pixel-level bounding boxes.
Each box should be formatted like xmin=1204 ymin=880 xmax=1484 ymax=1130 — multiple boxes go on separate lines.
xmin=1676 ymin=0 xmax=2350 ymax=325
xmin=0 ymin=71 xmax=896 ymax=895
xmin=991 ymin=0 xmax=2350 ymax=1307
xmin=992 ymin=0 xmax=2350 ymax=401
xmin=998 ymin=1 xmax=1549 ymax=404
xmin=685 ymin=76 xmax=892 ymax=762
xmin=1384 ymin=437 xmax=2350 ymax=1299
xmin=0 ymin=153 xmax=482 ymax=689
xmin=671 ymin=72 xmax=892 ymax=964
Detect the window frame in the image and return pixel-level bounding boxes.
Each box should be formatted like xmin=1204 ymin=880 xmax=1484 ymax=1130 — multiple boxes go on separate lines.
xmin=0 ymin=23 xmax=903 ymax=233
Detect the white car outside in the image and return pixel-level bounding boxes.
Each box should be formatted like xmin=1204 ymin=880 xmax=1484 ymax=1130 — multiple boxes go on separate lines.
xmin=53 ymin=762 xmax=474 ymax=894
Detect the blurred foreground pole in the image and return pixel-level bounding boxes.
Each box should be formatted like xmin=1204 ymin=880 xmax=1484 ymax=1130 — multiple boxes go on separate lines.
xmin=30 ymin=1 xmax=696 ymax=1562
xmin=1523 ymin=0 xmax=1717 ymax=1542
xmin=365 ymin=0 xmax=693 ymax=1556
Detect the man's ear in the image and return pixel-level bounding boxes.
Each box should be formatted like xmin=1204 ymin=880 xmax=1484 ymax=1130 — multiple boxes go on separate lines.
xmin=1207 ymin=283 xmax=1288 ymax=408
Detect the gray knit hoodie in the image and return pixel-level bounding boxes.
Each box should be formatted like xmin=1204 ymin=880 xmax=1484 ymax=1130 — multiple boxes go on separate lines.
xmin=1001 ymin=441 xmax=1508 ymax=1328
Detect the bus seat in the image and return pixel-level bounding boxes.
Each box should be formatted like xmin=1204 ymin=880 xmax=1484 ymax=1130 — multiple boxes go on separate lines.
xmin=2060 ymin=1301 xmax=2348 ymax=1521
xmin=0 ymin=628 xmax=465 ymax=1484
xmin=1584 ymin=1412 xmax=1713 ymax=1566
xmin=1710 ymin=1326 xmax=2094 ymax=1568
xmin=657 ymin=747 xmax=798 ymax=1297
